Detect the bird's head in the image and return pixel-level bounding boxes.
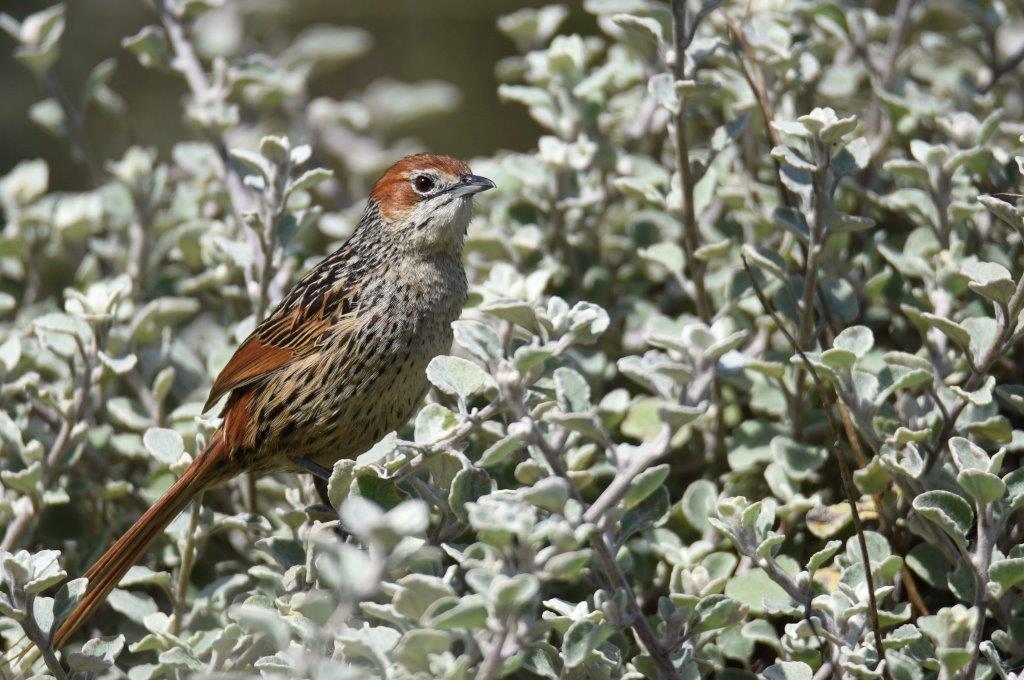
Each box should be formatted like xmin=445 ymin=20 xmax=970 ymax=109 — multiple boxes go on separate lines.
xmin=367 ymin=153 xmax=495 ymax=253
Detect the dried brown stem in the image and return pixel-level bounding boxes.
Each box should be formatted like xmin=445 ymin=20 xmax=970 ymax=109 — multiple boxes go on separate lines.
xmin=742 ymin=255 xmax=891 ymax=679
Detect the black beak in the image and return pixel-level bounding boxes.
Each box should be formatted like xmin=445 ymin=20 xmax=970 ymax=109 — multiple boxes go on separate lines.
xmin=450 ymin=174 xmax=496 ymax=197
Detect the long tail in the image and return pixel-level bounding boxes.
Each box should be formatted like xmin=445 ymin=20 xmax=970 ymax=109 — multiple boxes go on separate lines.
xmin=9 ymin=434 xmax=231 ymax=673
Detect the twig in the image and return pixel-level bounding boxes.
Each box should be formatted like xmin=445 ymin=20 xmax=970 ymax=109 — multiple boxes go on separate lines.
xmin=42 ymin=69 xmax=100 ymax=182
xmin=980 ymin=41 xmax=1024 ymax=94
xmin=589 ymin=528 xmax=680 ymax=679
xmin=669 ymin=0 xmax=709 ymax=323
xmin=156 ymin=0 xmax=269 ymax=513
xmin=962 ymin=500 xmax=993 ymax=679
xmin=721 ymin=13 xmax=794 ymax=209
xmin=3 ymin=344 xmax=97 ymax=551
xmin=473 ymin=615 xmax=512 ymax=680
xmin=171 ymin=491 xmax=204 ymax=635
xmin=670 ymin=0 xmax=727 ymax=463
xmin=924 ymin=273 xmax=1024 ymax=471
xmin=742 ymin=255 xmax=891 ymax=679
xmin=21 ymin=595 xmax=68 ymax=680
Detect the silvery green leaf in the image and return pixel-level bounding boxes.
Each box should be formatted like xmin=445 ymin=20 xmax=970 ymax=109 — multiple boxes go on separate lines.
xmin=614 ymin=176 xmax=665 ymax=205
xmin=159 ymin=647 xmax=202 ymax=671
xmin=545 ymin=549 xmax=591 ymax=581
xmin=554 ymin=367 xmax=590 ymax=413
xmin=98 ymin=351 xmax=138 ymax=375
xmin=962 ymin=260 xmax=1015 ymax=303
xmin=477 ymin=436 xmax=522 ymax=468
xmin=996 ymin=385 xmax=1024 ymax=413
xmin=229 ymin=148 xmax=270 ymax=179
xmin=920 ymin=312 xmax=971 ymax=349
xmin=706 ymin=330 xmax=748 ymax=362
xmin=883 ymin=351 xmax=932 ymax=371
xmin=29 ymin=99 xmax=66 ymax=140
xmin=979 ymin=195 xmax=1024 ymax=234
xmin=648 ymin=72 xmax=679 ymax=114
xmin=26 ymin=549 xmax=65 ymax=594
xmin=821 ymin=348 xmax=856 ymax=370
xmin=520 ymin=476 xmax=570 ymax=513
xmin=763 ymin=661 xmax=813 ymax=680
xmin=280 ymin=26 xmax=371 ymax=72
xmin=354 ymin=432 xmax=397 ymax=468
xmin=948 ymin=437 xmax=989 ymax=472
xmin=824 ymin=207 xmax=875 ymax=233
xmin=807 ymin=540 xmax=842 ymax=572
xmin=257 ymin=135 xmax=289 ymax=165
xmin=612 ymin=13 xmax=665 ymax=46
xmin=1 ymin=462 xmax=42 ymax=497
xmin=854 ymin=456 xmax=892 ymax=495
xmin=514 ymin=344 xmax=553 ymax=373
xmin=53 ymin=577 xmax=87 ymax=624
xmin=695 ymin=238 xmax=732 ymax=260
xmin=480 ymin=300 xmax=537 ymax=329
xmin=288 ymin=167 xmax=333 ymax=194
xmin=957 ymin=469 xmax=1005 ymax=503
xmin=497 ymin=85 xmax=558 ymax=131
xmin=623 ymin=464 xmax=670 ymax=509
xmin=0 ymin=158 xmax=48 ymax=207
xmin=448 ymin=467 xmax=493 ymax=524
xmin=742 ymin=244 xmax=788 ymax=280
xmin=772 ymin=206 xmax=810 ymax=242
xmin=9 ymin=4 xmax=65 ymax=75
xmin=771 ymin=436 xmax=827 ymax=480
xmin=680 ymin=479 xmax=716 ymax=532
xmin=771 ymin=145 xmax=816 ymax=172
xmin=427 ymin=355 xmax=489 ymax=400
xmin=889 ymin=367 xmax=932 ymax=392
xmin=452 ymin=320 xmax=502 ymax=367
xmin=944 ymin=147 xmax=989 ymax=174
xmin=949 ymin=375 xmax=995 ymax=406
xmin=108 ymin=588 xmax=158 ymax=624
xmin=497 ymin=4 xmax=567 ymax=47
xmin=771 ymin=120 xmax=810 ymax=138
xmin=567 ymin=301 xmax=609 ymax=343
xmin=121 ymin=26 xmax=169 ymax=69
xmin=885 ymin=158 xmax=929 ymax=183
xmin=119 ymin=565 xmax=172 ymax=589
xmin=912 ymin=490 xmax=973 ymax=550
xmin=989 ymin=558 xmax=1024 ymax=591
xmin=657 ymin=402 xmax=706 ymax=428
xmin=31 ymin=596 xmax=54 ymax=637
xmin=910 ymin=139 xmax=949 ymax=167
xmin=0 ymin=331 xmax=18 ymax=368
xmin=562 ymin=618 xmax=600 ymax=668
xmin=427 ymin=594 xmax=487 ymax=629
xmin=142 ymin=428 xmax=183 ymax=466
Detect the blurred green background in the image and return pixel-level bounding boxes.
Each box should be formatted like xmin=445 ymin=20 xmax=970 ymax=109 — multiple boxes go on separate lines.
xmin=1 ymin=1 xmax=593 ymax=191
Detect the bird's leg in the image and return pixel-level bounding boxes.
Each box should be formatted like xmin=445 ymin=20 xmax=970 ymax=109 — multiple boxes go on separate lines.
xmin=295 ymin=458 xmax=334 ymax=507
xmin=295 ymin=457 xmax=332 ymax=480
xmin=313 ymin=476 xmax=330 ymax=507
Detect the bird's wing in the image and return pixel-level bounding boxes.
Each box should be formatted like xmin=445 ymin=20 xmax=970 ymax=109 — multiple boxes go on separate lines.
xmin=203 ymin=281 xmax=358 ymax=412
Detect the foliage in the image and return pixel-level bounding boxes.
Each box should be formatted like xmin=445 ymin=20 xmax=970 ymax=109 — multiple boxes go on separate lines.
xmin=2 ymin=0 xmax=1024 ymax=678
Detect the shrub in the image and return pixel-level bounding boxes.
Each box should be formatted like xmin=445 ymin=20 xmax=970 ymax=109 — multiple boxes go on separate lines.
xmin=2 ymin=0 xmax=1024 ymax=678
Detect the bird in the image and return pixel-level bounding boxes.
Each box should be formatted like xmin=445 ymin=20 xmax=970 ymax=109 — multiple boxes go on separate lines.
xmin=12 ymin=153 xmax=494 ymax=666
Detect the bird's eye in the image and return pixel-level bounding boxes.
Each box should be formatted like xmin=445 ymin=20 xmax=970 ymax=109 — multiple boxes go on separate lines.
xmin=413 ymin=175 xmax=435 ymax=193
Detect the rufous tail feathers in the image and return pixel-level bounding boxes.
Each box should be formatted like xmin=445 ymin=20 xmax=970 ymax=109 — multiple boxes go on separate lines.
xmin=9 ymin=433 xmax=230 ymax=674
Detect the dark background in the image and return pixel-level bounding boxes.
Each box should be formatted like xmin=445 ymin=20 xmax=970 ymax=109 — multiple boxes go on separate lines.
xmin=0 ymin=1 xmax=594 ymax=191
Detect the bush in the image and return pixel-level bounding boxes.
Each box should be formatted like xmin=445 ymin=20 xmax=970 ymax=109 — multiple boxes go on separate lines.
xmin=2 ymin=0 xmax=1024 ymax=678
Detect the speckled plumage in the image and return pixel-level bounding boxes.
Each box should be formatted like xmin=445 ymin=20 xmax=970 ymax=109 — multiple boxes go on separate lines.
xmin=217 ymin=195 xmax=468 ymax=478
xmin=44 ymin=154 xmax=492 ymax=653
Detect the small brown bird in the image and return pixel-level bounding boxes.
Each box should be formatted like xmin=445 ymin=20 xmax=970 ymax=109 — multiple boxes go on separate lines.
xmin=38 ymin=153 xmax=494 ymax=655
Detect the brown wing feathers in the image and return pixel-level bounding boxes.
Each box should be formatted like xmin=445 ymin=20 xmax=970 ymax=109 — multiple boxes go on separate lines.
xmin=203 ymin=282 xmax=357 ymax=413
